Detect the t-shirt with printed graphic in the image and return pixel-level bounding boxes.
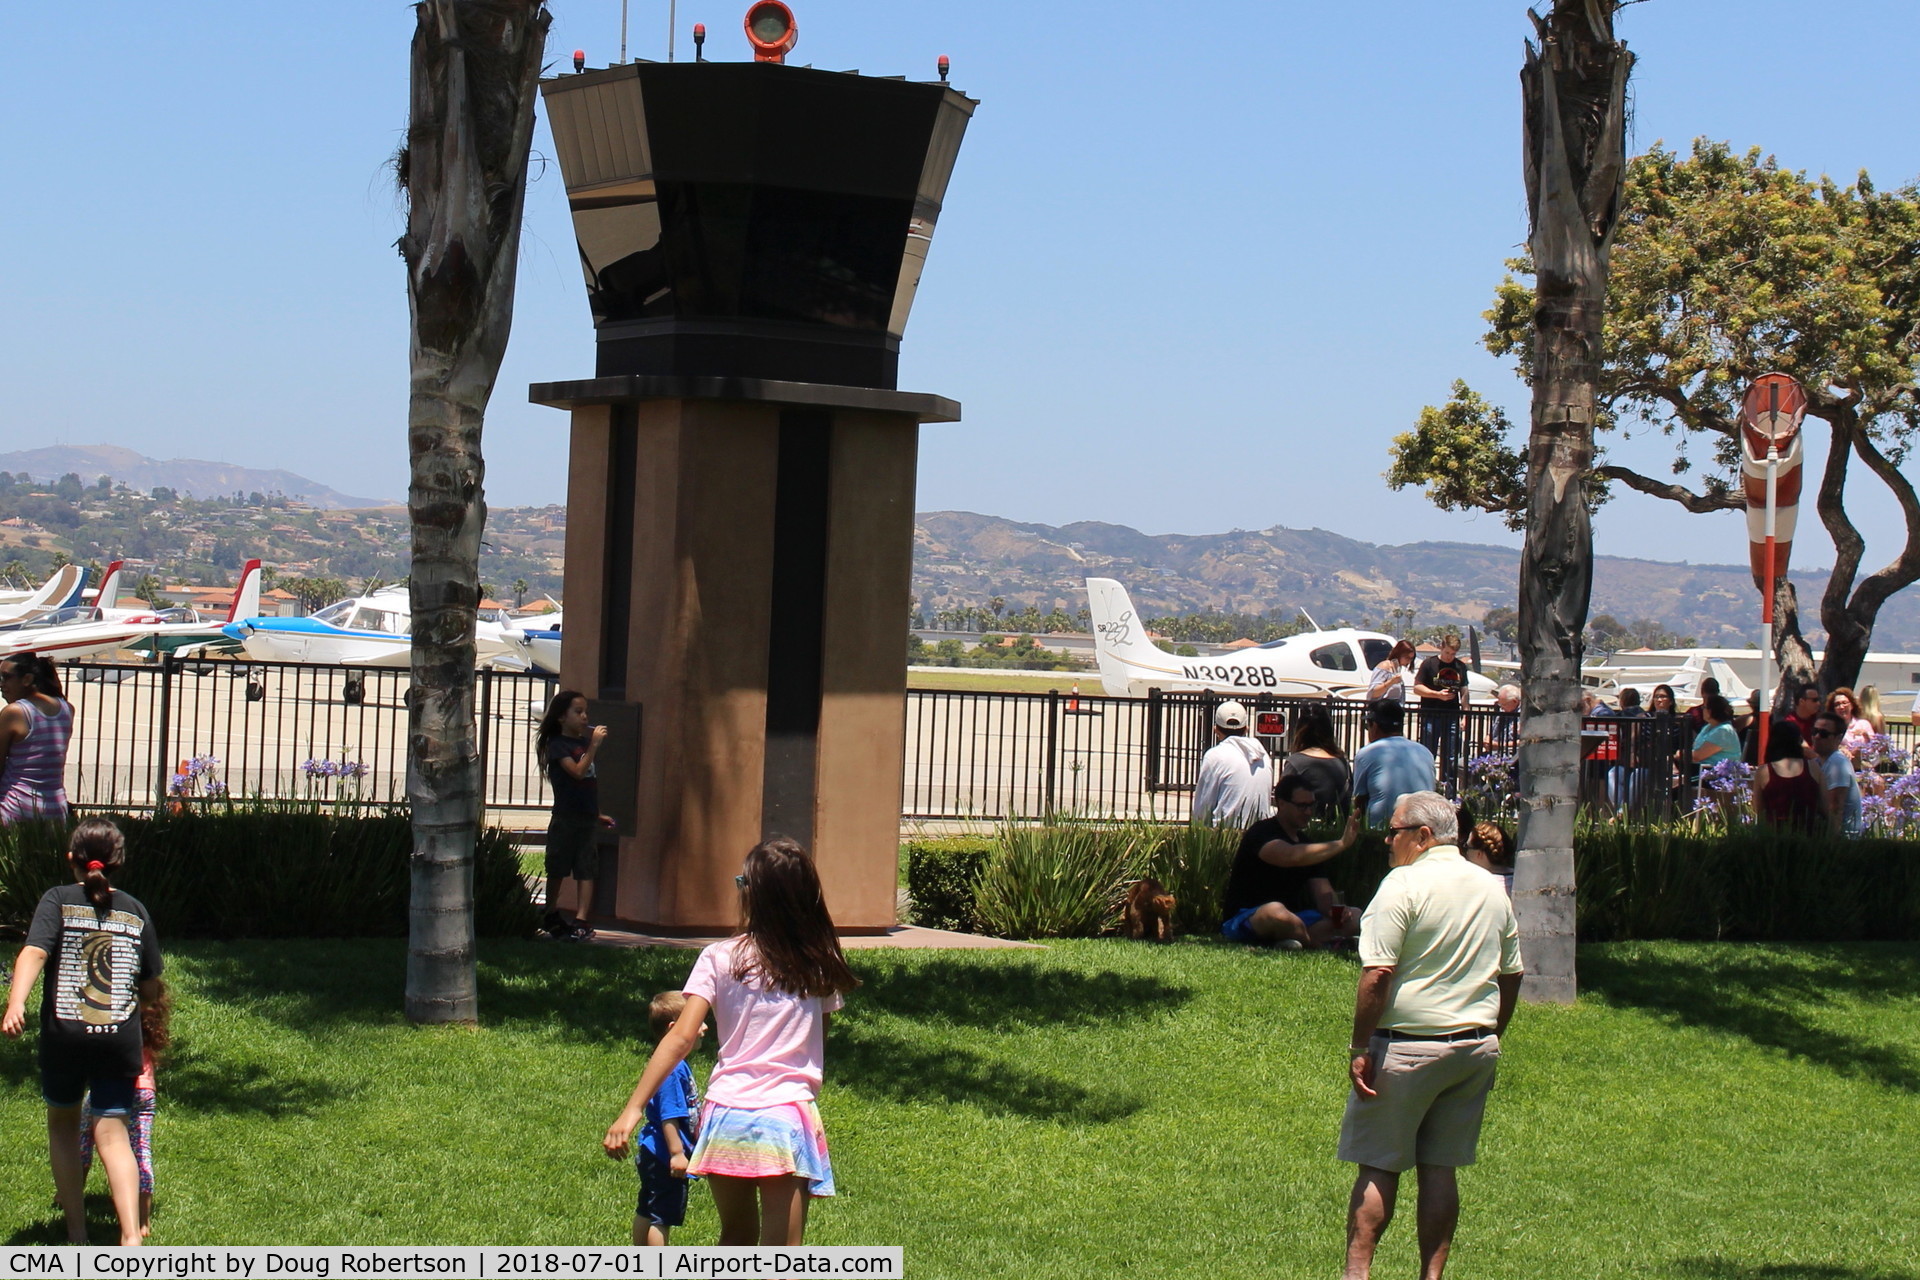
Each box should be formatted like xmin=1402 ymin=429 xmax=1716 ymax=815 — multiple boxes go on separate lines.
xmin=544 ymin=734 xmax=599 ymax=817
xmin=640 ymin=1060 xmax=701 ymax=1163
xmin=24 ymin=884 xmax=164 ymax=1077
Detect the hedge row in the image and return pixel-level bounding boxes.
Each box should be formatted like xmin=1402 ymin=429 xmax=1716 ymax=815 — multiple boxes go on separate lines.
xmin=0 ymin=807 xmax=539 ymax=939
xmin=908 ymin=822 xmax=1920 ymax=943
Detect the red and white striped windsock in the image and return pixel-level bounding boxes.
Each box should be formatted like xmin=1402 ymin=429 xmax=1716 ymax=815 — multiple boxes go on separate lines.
xmin=1739 ymin=373 xmax=1808 ymax=590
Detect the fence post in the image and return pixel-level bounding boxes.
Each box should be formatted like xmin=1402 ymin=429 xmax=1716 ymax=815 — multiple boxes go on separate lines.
xmin=152 ymin=655 xmax=176 ymax=812
xmin=1145 ymin=686 xmax=1163 ymax=791
xmin=475 ymin=667 xmax=493 ymax=811
xmin=1043 ymin=690 xmax=1059 ymax=817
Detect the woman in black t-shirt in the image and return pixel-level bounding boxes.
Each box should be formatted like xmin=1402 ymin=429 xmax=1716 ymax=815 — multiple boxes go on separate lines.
xmin=3 ymin=819 xmax=163 ymax=1247
xmin=1282 ymin=704 xmax=1351 ymax=819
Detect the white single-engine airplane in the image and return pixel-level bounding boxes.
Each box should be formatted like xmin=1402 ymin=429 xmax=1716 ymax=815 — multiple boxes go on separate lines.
xmin=1086 ymin=577 xmax=1500 ymax=700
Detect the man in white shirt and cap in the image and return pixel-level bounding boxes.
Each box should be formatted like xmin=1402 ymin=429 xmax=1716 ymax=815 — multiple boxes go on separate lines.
xmin=1190 ymin=700 xmax=1274 ymax=828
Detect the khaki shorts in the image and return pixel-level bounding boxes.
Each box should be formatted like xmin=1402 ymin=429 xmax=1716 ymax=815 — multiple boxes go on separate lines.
xmin=1338 ymin=1034 xmax=1500 ymax=1172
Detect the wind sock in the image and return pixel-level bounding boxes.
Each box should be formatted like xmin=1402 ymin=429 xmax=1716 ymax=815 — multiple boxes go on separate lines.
xmin=1739 ymin=373 xmax=1808 ymax=591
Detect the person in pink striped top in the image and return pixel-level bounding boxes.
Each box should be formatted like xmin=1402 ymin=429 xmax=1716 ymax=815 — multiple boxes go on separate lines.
xmin=0 ymin=653 xmax=73 ymax=826
xmin=604 ymin=837 xmax=857 ymax=1247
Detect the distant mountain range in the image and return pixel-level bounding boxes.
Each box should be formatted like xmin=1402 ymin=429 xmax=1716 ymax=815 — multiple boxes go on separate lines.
xmin=0 ymin=445 xmax=395 ymax=511
xmin=911 ymin=511 xmax=1920 ymax=649
xmin=7 ymin=442 xmax=1910 ymax=648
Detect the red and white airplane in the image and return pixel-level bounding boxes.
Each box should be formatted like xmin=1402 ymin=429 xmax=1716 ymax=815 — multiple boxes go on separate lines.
xmin=0 ymin=561 xmax=261 ymax=662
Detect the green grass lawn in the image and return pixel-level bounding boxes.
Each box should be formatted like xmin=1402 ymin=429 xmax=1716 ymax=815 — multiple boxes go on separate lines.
xmin=4 ymin=939 xmax=1919 ymax=1277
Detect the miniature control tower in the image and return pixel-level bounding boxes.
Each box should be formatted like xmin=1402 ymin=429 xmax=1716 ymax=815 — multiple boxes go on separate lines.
xmin=533 ymin=5 xmax=974 ymax=932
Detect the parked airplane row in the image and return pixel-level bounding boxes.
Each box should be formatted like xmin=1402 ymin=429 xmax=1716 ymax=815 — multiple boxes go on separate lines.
xmin=0 ymin=561 xmax=563 ymax=674
xmin=1 ymin=561 xmax=254 ymax=661
xmin=4 ymin=558 xmax=1908 ymax=706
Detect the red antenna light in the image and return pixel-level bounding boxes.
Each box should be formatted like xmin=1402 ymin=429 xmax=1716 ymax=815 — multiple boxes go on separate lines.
xmin=743 ymin=1 xmax=797 ymax=64
xmin=693 ymin=22 xmax=706 ymax=61
xmin=937 ymin=54 xmax=950 ymax=83
xmin=572 ymin=49 xmax=586 ymax=73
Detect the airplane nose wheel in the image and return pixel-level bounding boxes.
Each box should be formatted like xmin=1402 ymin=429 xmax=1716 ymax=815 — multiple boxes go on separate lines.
xmin=245 ymin=667 xmax=266 ymax=702
xmin=342 ymin=674 xmax=366 ymax=706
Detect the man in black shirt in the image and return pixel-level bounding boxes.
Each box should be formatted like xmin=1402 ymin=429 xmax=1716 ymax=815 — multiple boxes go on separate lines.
xmin=1414 ymin=633 xmax=1471 ymax=794
xmin=1219 ymin=776 xmax=1360 ymax=948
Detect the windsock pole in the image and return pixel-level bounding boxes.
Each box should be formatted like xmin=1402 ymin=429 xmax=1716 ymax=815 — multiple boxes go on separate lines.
xmin=1741 ymin=373 xmax=1806 ymax=765
xmin=1759 ymin=438 xmax=1778 ymax=764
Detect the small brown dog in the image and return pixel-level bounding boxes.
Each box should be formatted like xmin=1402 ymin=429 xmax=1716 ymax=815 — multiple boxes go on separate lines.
xmin=1123 ymin=877 xmax=1177 ymax=943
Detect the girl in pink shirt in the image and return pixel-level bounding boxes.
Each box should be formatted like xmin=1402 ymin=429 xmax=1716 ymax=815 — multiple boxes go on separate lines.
xmin=605 ymin=837 xmax=858 ymax=1246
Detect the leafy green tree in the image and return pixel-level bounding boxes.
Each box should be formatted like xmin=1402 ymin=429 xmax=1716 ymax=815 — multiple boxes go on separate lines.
xmin=133 ymin=574 xmax=166 ymax=607
xmin=1391 ymin=138 xmax=1920 ymax=694
xmin=511 ymin=578 xmax=529 ymax=608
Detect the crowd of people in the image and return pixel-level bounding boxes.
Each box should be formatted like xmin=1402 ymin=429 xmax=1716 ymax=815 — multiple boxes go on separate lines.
xmin=1195 ymin=627 xmax=1897 ymax=841
xmin=0 ymin=638 xmax=1895 ymax=1267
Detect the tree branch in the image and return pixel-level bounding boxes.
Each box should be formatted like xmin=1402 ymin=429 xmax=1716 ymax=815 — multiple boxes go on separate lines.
xmin=1611 ymin=379 xmax=1737 ymax=438
xmin=1845 ymin=424 xmax=1920 ymax=619
xmin=1593 ymin=464 xmax=1743 ymax=512
xmin=1815 ymin=411 xmax=1867 ymax=653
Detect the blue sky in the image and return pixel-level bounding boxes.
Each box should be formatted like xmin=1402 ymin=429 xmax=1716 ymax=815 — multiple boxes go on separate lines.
xmin=4 ymin=1 xmax=1916 ymax=574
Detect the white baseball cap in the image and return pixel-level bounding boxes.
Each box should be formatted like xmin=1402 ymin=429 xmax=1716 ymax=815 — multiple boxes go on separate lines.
xmin=1214 ymin=700 xmax=1249 ymax=730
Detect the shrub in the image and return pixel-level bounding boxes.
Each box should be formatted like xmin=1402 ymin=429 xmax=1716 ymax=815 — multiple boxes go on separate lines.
xmin=973 ymin=820 xmax=1150 ymax=939
xmin=0 ymin=808 xmax=538 ymax=940
xmin=1576 ymin=824 xmax=1920 ymax=942
xmin=1139 ymin=824 xmax=1239 ymax=936
xmin=904 ymin=840 xmax=992 ymax=933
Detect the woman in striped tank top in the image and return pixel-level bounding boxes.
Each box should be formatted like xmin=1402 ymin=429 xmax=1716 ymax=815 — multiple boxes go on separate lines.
xmin=0 ymin=653 xmax=74 ymax=825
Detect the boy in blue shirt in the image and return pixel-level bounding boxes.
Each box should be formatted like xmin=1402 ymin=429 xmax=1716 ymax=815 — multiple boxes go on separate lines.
xmin=633 ymin=991 xmax=703 ymax=1244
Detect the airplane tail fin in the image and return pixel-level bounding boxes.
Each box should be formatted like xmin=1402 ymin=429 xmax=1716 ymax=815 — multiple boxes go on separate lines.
xmin=96 ymin=560 xmax=125 ymax=610
xmin=53 ymin=563 xmax=89 ymax=610
xmin=227 ymin=560 xmax=263 ymax=623
xmin=1085 ymin=577 xmax=1168 ymax=695
xmin=1708 ymin=657 xmax=1752 ymax=702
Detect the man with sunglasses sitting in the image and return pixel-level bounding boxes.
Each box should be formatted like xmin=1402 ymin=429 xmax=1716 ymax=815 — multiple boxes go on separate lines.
xmin=1218 ymin=776 xmax=1360 ymax=949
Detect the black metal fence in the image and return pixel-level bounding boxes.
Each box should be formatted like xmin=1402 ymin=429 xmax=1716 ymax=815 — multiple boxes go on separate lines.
xmin=54 ymin=659 xmax=1920 ymax=826
xmin=62 ymin=658 xmax=560 ymax=819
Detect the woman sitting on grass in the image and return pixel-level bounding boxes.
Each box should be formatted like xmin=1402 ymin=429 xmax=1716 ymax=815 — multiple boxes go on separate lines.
xmin=604 ymin=837 xmax=858 ymax=1246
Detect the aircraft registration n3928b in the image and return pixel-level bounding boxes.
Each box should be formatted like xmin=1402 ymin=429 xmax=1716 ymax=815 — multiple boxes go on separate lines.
xmin=1085 ymin=577 xmax=1499 ymax=700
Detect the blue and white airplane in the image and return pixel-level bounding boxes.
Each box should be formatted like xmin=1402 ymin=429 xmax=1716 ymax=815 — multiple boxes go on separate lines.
xmin=224 ymin=583 xmax=532 ymax=669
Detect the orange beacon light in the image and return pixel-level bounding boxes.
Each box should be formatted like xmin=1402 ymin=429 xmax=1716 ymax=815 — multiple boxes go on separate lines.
xmin=743 ymin=1 xmax=797 ymax=63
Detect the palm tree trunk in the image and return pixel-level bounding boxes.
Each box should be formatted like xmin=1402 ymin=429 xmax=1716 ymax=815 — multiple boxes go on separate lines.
xmin=399 ymin=0 xmax=550 ymax=1024
xmin=1514 ymin=1 xmax=1632 ymax=1004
